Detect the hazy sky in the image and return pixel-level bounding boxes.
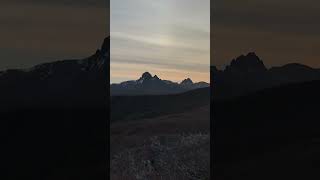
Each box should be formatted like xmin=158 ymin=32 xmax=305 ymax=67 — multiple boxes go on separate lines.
xmin=111 ymin=0 xmax=210 ymax=83
xmin=0 ymin=0 xmax=108 ymax=70
xmin=213 ymin=0 xmax=320 ymax=69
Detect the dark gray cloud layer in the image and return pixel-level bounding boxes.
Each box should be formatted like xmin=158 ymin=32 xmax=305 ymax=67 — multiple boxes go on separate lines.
xmin=213 ymin=0 xmax=320 ymax=68
xmin=3 ymin=0 xmax=107 ymax=8
xmin=0 ymin=0 xmax=108 ymax=70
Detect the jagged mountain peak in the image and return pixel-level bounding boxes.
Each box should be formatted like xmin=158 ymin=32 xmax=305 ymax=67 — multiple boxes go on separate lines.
xmin=100 ymin=37 xmax=109 ymax=55
xmin=81 ymin=37 xmax=108 ymax=70
xmin=246 ymin=52 xmax=258 ymax=57
xmin=233 ymin=52 xmax=264 ymax=66
xmin=153 ymin=75 xmax=160 ymax=79
xmin=141 ymin=72 xmax=152 ymax=79
xmin=226 ymin=52 xmax=267 ymax=72
xmin=111 ymin=72 xmax=209 ymax=96
xmin=181 ymin=78 xmax=193 ymax=85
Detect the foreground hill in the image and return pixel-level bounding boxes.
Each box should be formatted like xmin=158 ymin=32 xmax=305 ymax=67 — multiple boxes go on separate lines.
xmin=110 ymin=88 xmax=210 ymax=179
xmin=111 ymin=87 xmax=210 ymax=123
xmin=213 ymin=80 xmax=320 ymax=179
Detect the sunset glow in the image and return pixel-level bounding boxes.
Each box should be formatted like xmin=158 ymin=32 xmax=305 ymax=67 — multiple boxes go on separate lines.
xmin=111 ymin=0 xmax=210 ymax=83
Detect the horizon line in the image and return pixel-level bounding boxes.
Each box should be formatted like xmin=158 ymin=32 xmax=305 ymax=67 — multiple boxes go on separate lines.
xmin=110 ymin=72 xmax=210 ymax=84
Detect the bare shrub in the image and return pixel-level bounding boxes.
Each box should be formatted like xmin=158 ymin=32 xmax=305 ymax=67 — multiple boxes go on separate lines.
xmin=111 ymin=133 xmax=210 ymax=180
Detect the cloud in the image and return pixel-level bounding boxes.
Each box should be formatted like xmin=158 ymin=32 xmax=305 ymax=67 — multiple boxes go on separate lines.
xmin=111 ymin=0 xmax=210 ymax=82
xmin=111 ymin=56 xmax=209 ymax=72
xmin=0 ymin=1 xmax=108 ymax=70
xmin=2 ymin=0 xmax=107 ymax=8
xmin=111 ymin=62 xmax=209 ymax=84
xmin=213 ymin=0 xmax=320 ymax=68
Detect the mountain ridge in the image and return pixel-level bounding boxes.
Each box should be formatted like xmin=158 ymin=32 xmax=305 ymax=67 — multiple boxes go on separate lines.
xmin=0 ymin=37 xmax=109 ymax=110
xmin=212 ymin=52 xmax=320 ymax=99
xmin=110 ymin=72 xmax=209 ymax=96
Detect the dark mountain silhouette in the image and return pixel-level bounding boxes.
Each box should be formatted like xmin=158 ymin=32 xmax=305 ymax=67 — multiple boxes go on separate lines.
xmin=212 ymin=52 xmax=320 ymax=99
xmin=181 ymin=78 xmax=193 ymax=85
xmin=0 ymin=37 xmax=109 ymax=111
xmin=212 ymin=53 xmax=320 ymax=179
xmin=225 ymin=52 xmax=267 ymax=73
xmin=213 ymin=79 xmax=320 ymax=179
xmin=4 ymin=37 xmax=109 ymax=179
xmin=110 ymin=72 xmax=209 ymax=96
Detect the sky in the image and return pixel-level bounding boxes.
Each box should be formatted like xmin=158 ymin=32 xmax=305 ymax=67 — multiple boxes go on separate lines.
xmin=0 ymin=0 xmax=108 ymax=71
xmin=213 ymin=0 xmax=320 ymax=70
xmin=111 ymin=0 xmax=210 ymax=83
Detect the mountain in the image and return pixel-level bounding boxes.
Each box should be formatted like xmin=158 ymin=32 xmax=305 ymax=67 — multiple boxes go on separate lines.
xmin=4 ymin=37 xmax=109 ymax=179
xmin=213 ymin=79 xmax=320 ymax=179
xmin=225 ymin=52 xmax=267 ymax=73
xmin=110 ymin=72 xmax=209 ymax=96
xmin=181 ymin=78 xmax=193 ymax=85
xmin=213 ymin=53 xmax=320 ymax=178
xmin=0 ymin=37 xmax=109 ymax=110
xmin=212 ymin=52 xmax=320 ymax=99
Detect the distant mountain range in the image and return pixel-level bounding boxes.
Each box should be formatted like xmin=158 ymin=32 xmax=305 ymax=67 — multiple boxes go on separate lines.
xmin=212 ymin=52 xmax=320 ymax=99
xmin=110 ymin=72 xmax=209 ymax=96
xmin=0 ymin=37 xmax=109 ymax=110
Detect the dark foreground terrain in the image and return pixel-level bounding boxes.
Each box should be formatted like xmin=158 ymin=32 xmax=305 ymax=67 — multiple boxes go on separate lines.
xmin=4 ymin=108 xmax=107 ymax=180
xmin=213 ymin=80 xmax=320 ymax=179
xmin=110 ymin=88 xmax=210 ymax=179
xmin=3 ymin=37 xmax=109 ymax=179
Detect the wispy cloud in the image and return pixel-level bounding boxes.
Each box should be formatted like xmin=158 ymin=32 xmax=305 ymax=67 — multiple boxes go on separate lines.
xmin=111 ymin=0 xmax=210 ymax=83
